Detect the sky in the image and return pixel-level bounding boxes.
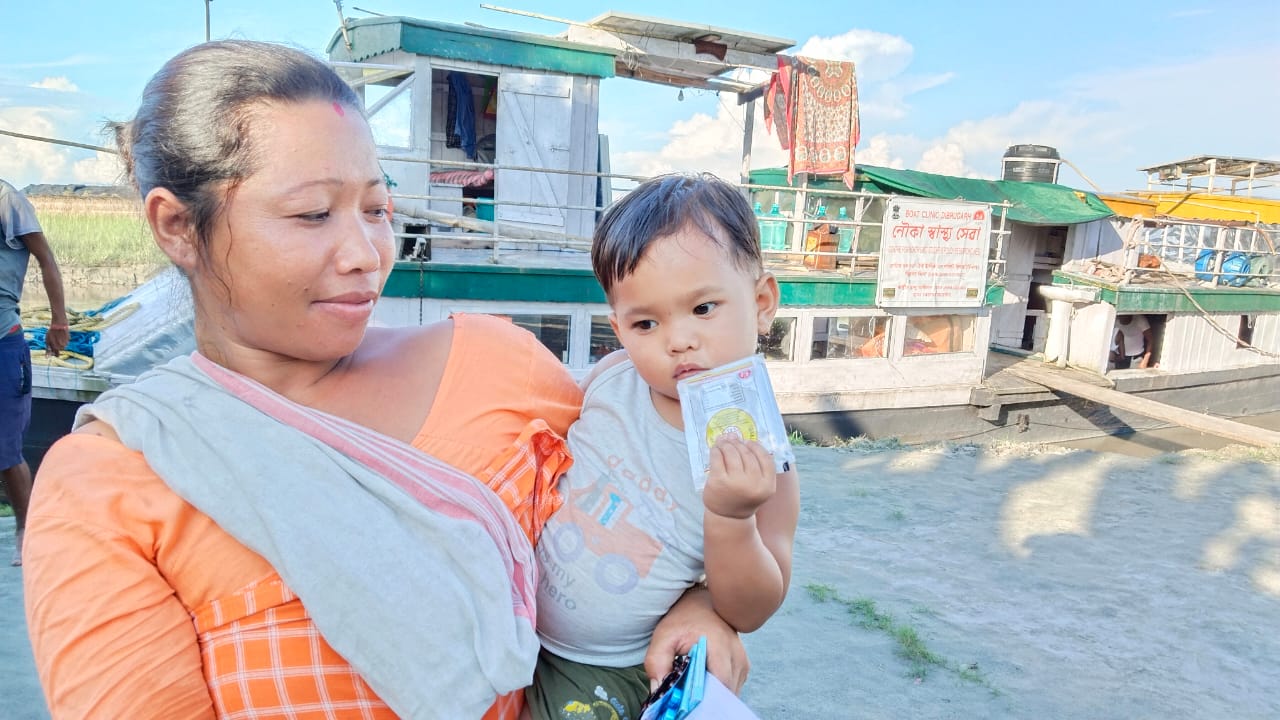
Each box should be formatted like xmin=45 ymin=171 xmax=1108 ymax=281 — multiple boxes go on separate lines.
xmin=2 ymin=0 xmax=1278 ymax=196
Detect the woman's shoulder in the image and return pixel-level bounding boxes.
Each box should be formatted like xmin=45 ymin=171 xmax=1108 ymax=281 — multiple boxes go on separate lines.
xmin=33 ymin=428 xmax=180 ymax=532
xmin=361 ymin=314 xmax=545 ymax=367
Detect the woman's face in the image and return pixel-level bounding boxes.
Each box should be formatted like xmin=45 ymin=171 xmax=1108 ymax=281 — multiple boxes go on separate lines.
xmin=191 ymin=98 xmax=394 ymax=364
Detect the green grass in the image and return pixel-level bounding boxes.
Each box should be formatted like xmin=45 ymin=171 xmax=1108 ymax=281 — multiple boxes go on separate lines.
xmin=805 ymin=583 xmax=997 ymax=692
xmin=36 ymin=211 xmax=166 ymax=267
xmin=0 ymin=503 xmax=13 ymax=518
xmin=787 ymin=429 xmax=812 ymax=446
xmin=831 ymin=435 xmax=904 ymax=453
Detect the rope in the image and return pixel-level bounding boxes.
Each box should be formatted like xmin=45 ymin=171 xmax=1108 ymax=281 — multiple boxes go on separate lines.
xmin=29 ymin=348 xmax=94 ymax=370
xmin=1151 ymin=265 xmax=1280 ymax=359
xmin=1119 ymin=218 xmax=1280 ymax=358
xmin=21 ymin=299 xmax=141 ymax=370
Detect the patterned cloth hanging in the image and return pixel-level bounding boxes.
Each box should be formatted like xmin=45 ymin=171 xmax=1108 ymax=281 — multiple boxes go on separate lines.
xmin=764 ymin=55 xmax=860 ymax=189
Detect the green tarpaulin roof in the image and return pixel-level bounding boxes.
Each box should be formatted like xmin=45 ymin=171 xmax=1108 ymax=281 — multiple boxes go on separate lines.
xmin=751 ymin=165 xmax=1114 ymax=226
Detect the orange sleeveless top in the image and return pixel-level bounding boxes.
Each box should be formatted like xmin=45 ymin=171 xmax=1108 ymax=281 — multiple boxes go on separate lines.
xmin=24 ymin=314 xmax=581 ymax=718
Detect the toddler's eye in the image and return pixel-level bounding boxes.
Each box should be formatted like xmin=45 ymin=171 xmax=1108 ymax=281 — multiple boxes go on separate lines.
xmin=632 ymin=319 xmax=656 ymax=331
xmin=693 ymin=302 xmax=717 ymax=315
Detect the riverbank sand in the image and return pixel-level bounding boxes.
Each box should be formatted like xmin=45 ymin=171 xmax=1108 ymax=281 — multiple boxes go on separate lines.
xmin=4 ymin=442 xmax=1278 ymax=718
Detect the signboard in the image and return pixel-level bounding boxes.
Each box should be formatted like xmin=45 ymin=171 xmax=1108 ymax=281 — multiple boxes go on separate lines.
xmin=876 ymin=199 xmax=992 ymax=307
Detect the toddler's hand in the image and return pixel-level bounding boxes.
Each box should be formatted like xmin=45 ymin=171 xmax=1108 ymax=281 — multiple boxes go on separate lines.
xmin=702 ymin=435 xmax=775 ymax=520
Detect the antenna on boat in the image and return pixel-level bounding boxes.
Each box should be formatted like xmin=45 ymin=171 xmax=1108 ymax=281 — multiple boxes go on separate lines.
xmin=332 ymin=0 xmax=353 ymax=53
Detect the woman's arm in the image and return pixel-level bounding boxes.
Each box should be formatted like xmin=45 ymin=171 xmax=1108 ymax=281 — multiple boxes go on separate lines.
xmin=24 ymin=437 xmax=216 ymax=718
xmin=646 ymin=585 xmax=751 ymax=694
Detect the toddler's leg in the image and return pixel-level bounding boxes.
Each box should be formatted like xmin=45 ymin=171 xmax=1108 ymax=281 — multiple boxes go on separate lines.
xmin=525 ymin=649 xmax=649 ymax=720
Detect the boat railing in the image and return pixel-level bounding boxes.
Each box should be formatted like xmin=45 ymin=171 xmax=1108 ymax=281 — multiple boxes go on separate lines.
xmin=1123 ymin=216 xmax=1279 ymax=288
xmin=379 ymin=152 xmax=1010 ymax=283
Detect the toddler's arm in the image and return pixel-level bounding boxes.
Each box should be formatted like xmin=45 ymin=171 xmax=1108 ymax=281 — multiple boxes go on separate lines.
xmin=701 ymin=436 xmax=800 ymax=632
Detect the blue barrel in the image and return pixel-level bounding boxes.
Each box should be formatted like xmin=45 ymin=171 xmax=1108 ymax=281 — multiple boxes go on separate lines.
xmin=1195 ymin=249 xmax=1251 ymax=286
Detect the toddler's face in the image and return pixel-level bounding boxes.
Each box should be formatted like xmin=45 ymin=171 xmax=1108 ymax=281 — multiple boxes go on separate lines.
xmin=608 ymin=223 xmax=779 ymax=423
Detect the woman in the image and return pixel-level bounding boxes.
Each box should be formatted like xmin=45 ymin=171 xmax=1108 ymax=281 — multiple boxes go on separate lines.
xmin=22 ymin=41 xmax=743 ymax=719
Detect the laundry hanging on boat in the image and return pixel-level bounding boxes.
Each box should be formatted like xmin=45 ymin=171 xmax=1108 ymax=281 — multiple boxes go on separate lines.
xmin=764 ymin=55 xmax=860 ymax=189
xmin=446 ymin=71 xmax=478 ymax=160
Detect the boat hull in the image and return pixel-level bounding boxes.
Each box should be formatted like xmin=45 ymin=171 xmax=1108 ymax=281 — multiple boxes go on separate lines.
xmin=788 ymin=364 xmax=1280 ymax=446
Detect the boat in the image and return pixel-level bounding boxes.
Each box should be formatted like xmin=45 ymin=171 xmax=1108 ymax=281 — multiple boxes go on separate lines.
xmin=22 ymin=14 xmax=1280 ymax=469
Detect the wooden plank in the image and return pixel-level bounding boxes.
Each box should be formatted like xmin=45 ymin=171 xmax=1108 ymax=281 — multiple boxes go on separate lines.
xmin=1008 ymin=363 xmax=1280 ymax=447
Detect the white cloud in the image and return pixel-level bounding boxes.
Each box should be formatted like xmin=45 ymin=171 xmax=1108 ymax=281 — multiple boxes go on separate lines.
xmin=72 ymin=151 xmax=125 ymax=185
xmin=30 ymin=76 xmax=79 ymax=92
xmin=855 ymin=135 xmax=908 ymax=169
xmin=857 ymin=99 xmax=1111 ymax=182
xmin=794 ymin=29 xmax=913 ymax=83
xmin=611 ymin=99 xmax=787 ymax=181
xmin=0 ymin=106 xmax=121 ymax=188
xmin=917 ymin=143 xmax=972 ymax=177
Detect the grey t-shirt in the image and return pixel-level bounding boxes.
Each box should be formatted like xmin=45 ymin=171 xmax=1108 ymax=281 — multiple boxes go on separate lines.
xmin=536 ymin=359 xmax=706 ymax=667
xmin=0 ymin=180 xmax=41 ymax=334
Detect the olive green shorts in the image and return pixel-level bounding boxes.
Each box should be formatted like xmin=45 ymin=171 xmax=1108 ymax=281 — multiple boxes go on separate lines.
xmin=525 ymin=648 xmax=650 ymax=720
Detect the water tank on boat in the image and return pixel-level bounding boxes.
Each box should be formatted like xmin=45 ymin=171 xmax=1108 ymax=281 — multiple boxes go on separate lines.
xmin=1002 ymin=144 xmax=1061 ymax=184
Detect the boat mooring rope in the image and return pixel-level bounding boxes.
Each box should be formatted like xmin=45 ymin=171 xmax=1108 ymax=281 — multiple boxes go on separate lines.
xmin=22 ymin=298 xmax=141 ymax=370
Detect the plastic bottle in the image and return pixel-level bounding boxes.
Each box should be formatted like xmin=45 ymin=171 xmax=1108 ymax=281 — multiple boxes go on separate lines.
xmin=836 ymin=206 xmax=855 ymax=254
xmin=753 ymin=202 xmax=773 ymax=252
xmin=764 ymin=203 xmax=787 ymax=251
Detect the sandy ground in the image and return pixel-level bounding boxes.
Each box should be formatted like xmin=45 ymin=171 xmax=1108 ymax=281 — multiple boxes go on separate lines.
xmin=4 ymin=442 xmax=1279 ymax=719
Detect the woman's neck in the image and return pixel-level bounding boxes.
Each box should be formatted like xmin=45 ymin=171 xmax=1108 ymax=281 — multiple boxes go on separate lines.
xmin=197 ymin=337 xmax=352 ymax=402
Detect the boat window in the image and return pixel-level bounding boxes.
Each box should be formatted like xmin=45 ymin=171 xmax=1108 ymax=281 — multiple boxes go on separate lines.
xmin=506 ymin=313 xmax=572 ymax=363
xmin=810 ymin=316 xmax=889 ymax=359
xmin=1237 ymin=315 xmax=1255 ymax=349
xmin=759 ymin=317 xmax=797 ymax=361
xmin=589 ymin=315 xmax=623 ymax=364
xmin=902 ymin=314 xmax=976 ymax=356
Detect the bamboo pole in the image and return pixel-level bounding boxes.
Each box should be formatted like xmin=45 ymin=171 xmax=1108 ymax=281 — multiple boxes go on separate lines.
xmin=1008 ymin=364 xmax=1280 ymax=448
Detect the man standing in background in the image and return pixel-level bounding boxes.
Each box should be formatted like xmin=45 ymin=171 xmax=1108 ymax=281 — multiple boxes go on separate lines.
xmin=1111 ymin=314 xmax=1154 ymax=370
xmin=1 ymin=179 xmax=68 ymax=566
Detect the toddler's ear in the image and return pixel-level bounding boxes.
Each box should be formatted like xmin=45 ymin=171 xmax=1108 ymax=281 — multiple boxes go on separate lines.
xmin=754 ymin=272 xmax=781 ymax=333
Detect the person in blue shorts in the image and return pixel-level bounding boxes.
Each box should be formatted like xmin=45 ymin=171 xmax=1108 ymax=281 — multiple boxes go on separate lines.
xmin=1 ymin=178 xmax=68 ymax=566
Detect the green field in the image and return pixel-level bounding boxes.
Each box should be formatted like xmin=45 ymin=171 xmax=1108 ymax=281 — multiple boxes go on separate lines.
xmin=35 ymin=210 xmax=166 ymax=267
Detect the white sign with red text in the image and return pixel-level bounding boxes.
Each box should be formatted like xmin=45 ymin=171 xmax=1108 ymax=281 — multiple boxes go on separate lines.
xmin=876 ymin=199 xmax=992 ymax=308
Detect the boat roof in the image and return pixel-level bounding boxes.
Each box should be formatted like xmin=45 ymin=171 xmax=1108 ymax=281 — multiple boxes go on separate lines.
xmin=326 ymin=15 xmax=617 ymax=78
xmin=1118 ymin=192 xmax=1280 ymax=225
xmin=583 ymin=11 xmax=793 ymax=55
xmin=750 ymin=165 xmax=1115 ymax=226
xmin=565 ymin=11 xmax=793 ymax=92
xmin=1139 ymin=155 xmax=1280 ymax=180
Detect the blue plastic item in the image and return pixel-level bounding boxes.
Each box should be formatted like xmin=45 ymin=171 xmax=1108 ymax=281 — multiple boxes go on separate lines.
xmin=1195 ymin=249 xmax=1251 ymax=287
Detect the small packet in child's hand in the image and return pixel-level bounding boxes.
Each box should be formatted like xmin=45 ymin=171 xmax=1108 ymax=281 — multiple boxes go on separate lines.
xmin=677 ymin=355 xmax=795 ymax=490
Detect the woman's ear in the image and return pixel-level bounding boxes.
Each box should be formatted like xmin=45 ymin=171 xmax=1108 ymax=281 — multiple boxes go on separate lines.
xmin=145 ymin=188 xmax=199 ymax=271
xmin=754 ymin=272 xmax=781 ymax=334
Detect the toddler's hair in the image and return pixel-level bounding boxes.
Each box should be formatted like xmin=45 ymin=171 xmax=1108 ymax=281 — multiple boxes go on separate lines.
xmin=592 ymin=173 xmax=762 ymax=296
